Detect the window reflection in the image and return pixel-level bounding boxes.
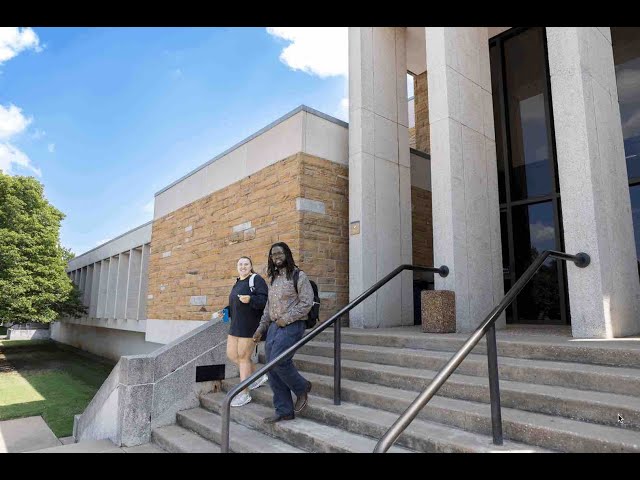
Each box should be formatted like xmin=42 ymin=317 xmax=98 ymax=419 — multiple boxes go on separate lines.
xmin=503 ymin=28 xmax=554 ymax=200
xmin=512 ymin=202 xmax=562 ymax=323
xmin=612 ymin=27 xmax=640 ymax=180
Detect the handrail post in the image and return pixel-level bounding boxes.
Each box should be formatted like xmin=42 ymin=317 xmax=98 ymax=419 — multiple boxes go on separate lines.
xmin=485 ymin=323 xmax=503 ymax=445
xmin=334 ymin=315 xmax=341 ymax=405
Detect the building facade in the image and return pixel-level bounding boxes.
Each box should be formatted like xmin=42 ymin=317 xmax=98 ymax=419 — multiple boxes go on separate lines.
xmin=59 ymin=27 xmax=640 ymax=361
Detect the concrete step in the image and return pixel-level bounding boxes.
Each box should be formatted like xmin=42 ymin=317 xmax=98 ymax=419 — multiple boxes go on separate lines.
xmin=299 ymin=340 xmax=640 ymax=397
xmin=313 ymin=329 xmax=640 ymax=368
xmin=177 ymin=407 xmax=304 ymax=453
xmin=217 ymin=378 xmax=550 ymax=453
xmin=290 ymin=353 xmax=640 ymax=430
xmin=152 ymin=424 xmax=220 ymax=453
xmin=200 ymin=391 xmax=413 ymax=453
xmin=236 ymin=370 xmax=640 ymax=452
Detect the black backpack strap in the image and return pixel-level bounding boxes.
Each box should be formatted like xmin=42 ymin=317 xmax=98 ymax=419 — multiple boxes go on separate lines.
xmin=293 ymin=268 xmax=299 ymax=294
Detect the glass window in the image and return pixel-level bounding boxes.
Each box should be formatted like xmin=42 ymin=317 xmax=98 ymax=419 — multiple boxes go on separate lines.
xmin=630 ymin=185 xmax=640 ymax=273
xmin=612 ymin=28 xmax=640 ymax=180
xmin=503 ymin=28 xmax=554 ymax=200
xmin=490 ymin=44 xmax=506 ymax=204
xmin=511 ymin=201 xmax=562 ymax=323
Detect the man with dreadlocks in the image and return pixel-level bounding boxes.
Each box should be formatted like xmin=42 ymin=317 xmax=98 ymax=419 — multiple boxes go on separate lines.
xmin=252 ymin=242 xmax=314 ymax=423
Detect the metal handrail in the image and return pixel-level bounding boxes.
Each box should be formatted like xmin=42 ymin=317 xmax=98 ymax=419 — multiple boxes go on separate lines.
xmin=220 ymin=263 xmax=450 ymax=453
xmin=373 ymin=250 xmax=591 ymax=453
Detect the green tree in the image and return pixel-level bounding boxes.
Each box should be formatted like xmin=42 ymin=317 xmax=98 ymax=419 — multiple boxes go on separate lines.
xmin=0 ymin=172 xmax=87 ymax=325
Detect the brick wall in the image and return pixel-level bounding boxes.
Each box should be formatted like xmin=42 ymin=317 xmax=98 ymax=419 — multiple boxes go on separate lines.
xmin=412 ymin=186 xmax=433 ymax=267
xmin=414 ymin=72 xmax=430 ymax=153
xmin=147 ymin=153 xmax=349 ymax=323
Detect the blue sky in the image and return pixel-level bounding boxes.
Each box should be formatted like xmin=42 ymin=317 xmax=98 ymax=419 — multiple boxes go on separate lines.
xmin=0 ymin=27 xmax=349 ymax=255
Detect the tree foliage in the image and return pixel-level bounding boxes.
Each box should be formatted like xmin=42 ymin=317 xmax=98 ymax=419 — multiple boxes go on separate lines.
xmin=0 ymin=172 xmax=87 ymax=324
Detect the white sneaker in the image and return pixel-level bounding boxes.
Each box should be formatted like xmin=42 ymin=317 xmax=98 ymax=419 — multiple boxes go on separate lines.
xmin=249 ymin=374 xmax=269 ymax=390
xmin=230 ymin=391 xmax=252 ymax=407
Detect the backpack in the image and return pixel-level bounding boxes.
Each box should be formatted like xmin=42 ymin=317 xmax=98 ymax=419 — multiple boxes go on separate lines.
xmin=244 ymin=273 xmax=266 ymax=318
xmin=293 ymin=269 xmax=320 ymax=329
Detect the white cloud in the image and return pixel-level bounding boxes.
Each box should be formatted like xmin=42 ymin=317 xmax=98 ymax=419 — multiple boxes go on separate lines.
xmin=172 ymin=68 xmax=183 ymax=78
xmin=31 ymin=128 xmax=46 ymax=140
xmin=0 ymin=104 xmax=32 ymax=140
xmin=0 ymin=142 xmax=41 ymax=176
xmin=47 ymin=143 xmax=55 ymax=153
xmin=0 ymin=27 xmax=42 ymax=66
xmin=530 ymin=222 xmax=555 ymax=243
xmin=266 ymin=27 xmax=348 ymax=78
xmin=143 ymin=200 xmax=155 ymax=214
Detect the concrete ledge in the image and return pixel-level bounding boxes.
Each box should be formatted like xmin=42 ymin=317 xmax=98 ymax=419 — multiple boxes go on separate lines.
xmin=74 ymin=319 xmax=237 ymax=447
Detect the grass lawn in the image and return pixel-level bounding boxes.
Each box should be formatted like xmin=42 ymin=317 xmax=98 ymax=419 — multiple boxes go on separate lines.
xmin=0 ymin=340 xmax=114 ymax=437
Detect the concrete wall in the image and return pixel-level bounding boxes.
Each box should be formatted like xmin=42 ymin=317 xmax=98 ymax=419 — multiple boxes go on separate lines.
xmin=51 ymin=322 xmax=161 ymax=363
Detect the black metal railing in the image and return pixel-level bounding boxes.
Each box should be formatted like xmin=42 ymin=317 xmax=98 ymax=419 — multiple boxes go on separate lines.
xmin=220 ymin=263 xmax=450 ymax=453
xmin=373 ymin=250 xmax=590 ymax=453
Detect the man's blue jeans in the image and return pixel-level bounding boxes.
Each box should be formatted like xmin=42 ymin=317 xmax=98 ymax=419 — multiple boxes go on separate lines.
xmin=265 ymin=320 xmax=308 ymax=417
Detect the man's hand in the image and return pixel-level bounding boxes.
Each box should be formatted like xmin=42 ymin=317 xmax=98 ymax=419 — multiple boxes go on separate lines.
xmin=238 ymin=295 xmax=250 ymax=304
xmin=252 ymin=330 xmax=263 ymax=343
xmin=275 ymin=318 xmax=288 ymax=328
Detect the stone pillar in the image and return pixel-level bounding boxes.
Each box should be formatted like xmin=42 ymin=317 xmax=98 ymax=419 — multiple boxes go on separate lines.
xmin=349 ymin=27 xmax=413 ymax=328
xmin=79 ymin=267 xmax=87 ymax=295
xmin=115 ymin=252 xmax=130 ymax=319
xmin=105 ymin=256 xmax=118 ymax=319
xmin=426 ymin=27 xmax=505 ymax=332
xmin=126 ymin=248 xmax=143 ymax=320
xmin=89 ymin=262 xmax=101 ymax=317
xmin=139 ymin=244 xmax=151 ymax=320
xmin=83 ymin=264 xmax=93 ymax=307
xmin=97 ymin=259 xmax=110 ymax=318
xmin=547 ymin=27 xmax=640 ymax=338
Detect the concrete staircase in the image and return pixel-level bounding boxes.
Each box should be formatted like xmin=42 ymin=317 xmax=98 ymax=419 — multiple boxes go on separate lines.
xmin=150 ymin=327 xmax=640 ymax=453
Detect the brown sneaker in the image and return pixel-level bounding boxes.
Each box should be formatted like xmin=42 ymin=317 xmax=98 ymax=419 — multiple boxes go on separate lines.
xmin=263 ymin=413 xmax=294 ymax=424
xmin=294 ymin=381 xmax=312 ymax=413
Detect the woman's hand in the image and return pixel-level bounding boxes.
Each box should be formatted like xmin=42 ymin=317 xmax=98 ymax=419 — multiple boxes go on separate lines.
xmin=238 ymin=294 xmax=251 ymax=304
xmin=211 ymin=311 xmax=221 ymax=319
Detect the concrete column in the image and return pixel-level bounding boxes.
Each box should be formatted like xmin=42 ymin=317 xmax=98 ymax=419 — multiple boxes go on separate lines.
xmin=115 ymin=252 xmax=130 ymax=319
xmin=126 ymin=248 xmax=143 ymax=319
xmin=426 ymin=27 xmax=505 ymax=333
xmin=89 ymin=262 xmax=101 ymax=317
xmin=86 ymin=264 xmax=95 ymax=306
xmin=138 ymin=244 xmax=151 ymax=320
xmin=349 ymin=27 xmax=413 ymax=328
xmin=97 ymin=259 xmax=110 ymax=318
xmin=547 ymin=27 xmax=640 ymax=338
xmin=105 ymin=256 xmax=119 ymax=319
xmin=79 ymin=268 xmax=87 ymax=301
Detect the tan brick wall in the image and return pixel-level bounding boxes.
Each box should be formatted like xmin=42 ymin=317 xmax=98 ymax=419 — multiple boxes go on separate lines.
xmin=408 ymin=127 xmax=416 ymax=149
xmin=298 ymin=154 xmax=349 ymax=321
xmin=147 ymin=153 xmax=349 ymax=323
xmin=414 ymin=72 xmax=430 ymax=153
xmin=412 ymin=186 xmax=433 ymax=266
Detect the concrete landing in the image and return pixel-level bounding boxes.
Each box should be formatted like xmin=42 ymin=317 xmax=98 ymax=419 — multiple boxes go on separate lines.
xmin=29 ymin=439 xmax=165 ymax=453
xmin=0 ymin=416 xmax=61 ymax=453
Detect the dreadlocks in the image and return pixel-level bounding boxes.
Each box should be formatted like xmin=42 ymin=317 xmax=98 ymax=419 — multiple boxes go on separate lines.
xmin=267 ymin=242 xmax=297 ymax=285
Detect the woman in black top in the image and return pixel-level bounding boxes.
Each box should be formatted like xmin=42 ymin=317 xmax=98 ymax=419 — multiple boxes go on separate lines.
xmin=212 ymin=256 xmax=268 ymax=407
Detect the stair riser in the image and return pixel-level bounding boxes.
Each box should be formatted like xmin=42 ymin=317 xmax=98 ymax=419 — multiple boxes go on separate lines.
xmin=314 ymin=332 xmax=640 ymax=368
xmin=293 ymin=357 xmax=640 ymax=430
xmin=225 ymin=384 xmax=482 ymax=453
xmin=200 ymin=395 xmax=360 ymax=453
xmin=265 ymin=378 xmax=639 ymax=453
xmin=295 ymin=346 xmax=640 ymax=397
xmin=151 ymin=432 xmax=188 ymax=453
